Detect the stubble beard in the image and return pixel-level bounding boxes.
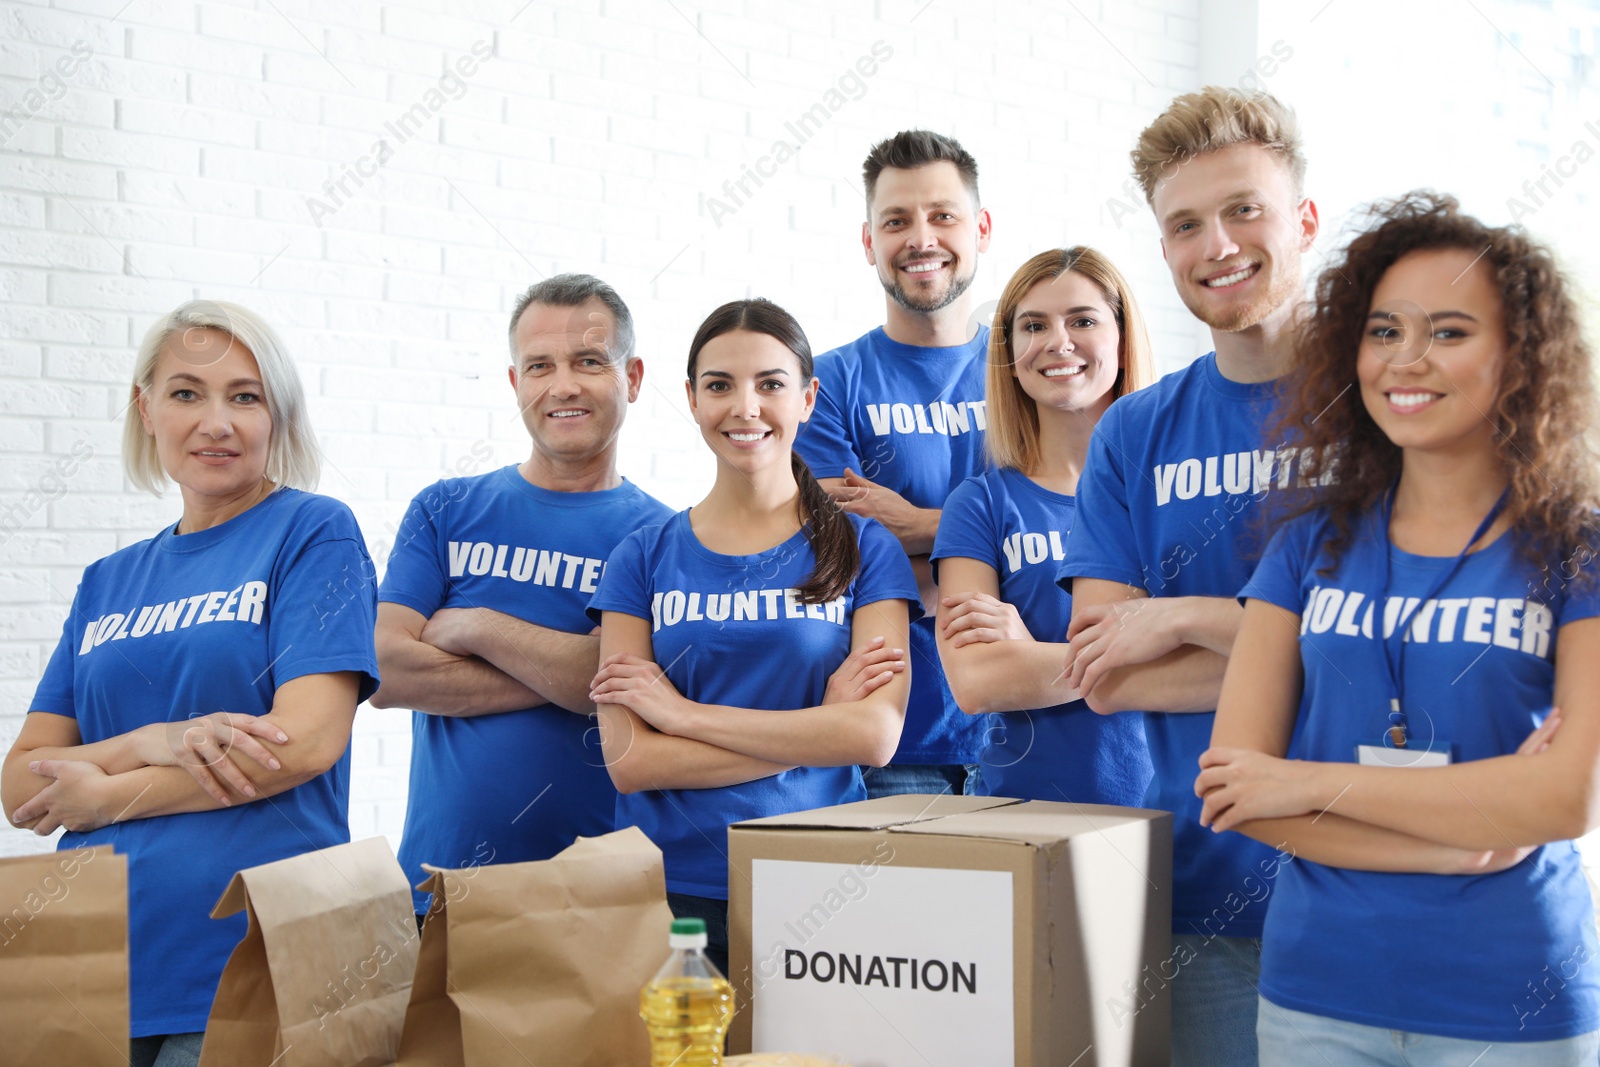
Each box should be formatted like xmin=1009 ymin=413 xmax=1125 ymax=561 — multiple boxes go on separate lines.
xmin=1182 ymin=254 xmax=1302 ymax=334
xmin=882 ymin=259 xmax=976 ymax=315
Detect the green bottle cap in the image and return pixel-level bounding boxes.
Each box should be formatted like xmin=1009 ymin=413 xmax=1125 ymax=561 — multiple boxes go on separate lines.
xmin=671 ymin=918 xmax=707 ymax=936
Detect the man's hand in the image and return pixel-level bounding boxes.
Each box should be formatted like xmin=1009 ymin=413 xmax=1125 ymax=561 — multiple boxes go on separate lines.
xmin=420 ymin=607 xmax=483 ymax=658
xmin=827 ymin=469 xmax=938 ymax=554
xmin=1067 ymin=597 xmax=1190 ymax=696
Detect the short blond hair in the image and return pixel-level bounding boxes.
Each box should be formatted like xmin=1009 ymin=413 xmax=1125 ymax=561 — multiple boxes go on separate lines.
xmin=124 ymin=299 xmax=320 ymax=494
xmin=985 ymin=248 xmax=1154 ymax=474
xmin=1131 ymin=87 xmax=1305 ymax=205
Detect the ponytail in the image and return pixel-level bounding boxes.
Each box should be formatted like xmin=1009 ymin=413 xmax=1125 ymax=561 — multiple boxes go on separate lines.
xmin=792 ymin=452 xmax=860 ymax=604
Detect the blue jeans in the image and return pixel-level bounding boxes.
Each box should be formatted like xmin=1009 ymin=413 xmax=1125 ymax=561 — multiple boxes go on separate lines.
xmin=861 ymin=763 xmax=980 ymax=799
xmin=1257 ymin=996 xmax=1600 ymax=1066
xmin=666 ymin=891 xmax=730 ymax=978
xmin=129 ymin=1032 xmax=204 ymax=1067
xmin=1170 ymin=934 xmax=1261 ymax=1067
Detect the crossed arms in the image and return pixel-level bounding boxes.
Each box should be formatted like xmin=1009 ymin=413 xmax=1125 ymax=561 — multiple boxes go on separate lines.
xmin=1194 ymin=600 xmax=1600 ymax=874
xmin=4 ymin=672 xmax=361 ymax=835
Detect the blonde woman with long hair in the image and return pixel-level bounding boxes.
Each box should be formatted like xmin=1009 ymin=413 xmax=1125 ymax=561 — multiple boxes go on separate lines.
xmin=933 ymin=247 xmax=1154 ymax=801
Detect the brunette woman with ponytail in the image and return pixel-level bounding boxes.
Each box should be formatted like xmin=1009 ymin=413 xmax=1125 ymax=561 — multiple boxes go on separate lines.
xmin=589 ymin=298 xmax=919 ymax=972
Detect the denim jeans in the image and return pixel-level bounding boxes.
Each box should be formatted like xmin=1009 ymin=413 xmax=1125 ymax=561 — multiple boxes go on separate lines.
xmin=129 ymin=1032 xmax=204 ymax=1067
xmin=1257 ymin=996 xmax=1600 ymax=1066
xmin=861 ymin=763 xmax=981 ymax=799
xmin=1169 ymin=934 xmax=1262 ymax=1067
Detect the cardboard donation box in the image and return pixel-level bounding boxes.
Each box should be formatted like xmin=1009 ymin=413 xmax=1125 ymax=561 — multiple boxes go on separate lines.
xmin=0 ymin=846 xmax=128 ymax=1067
xmin=729 ymin=796 xmax=1172 ymax=1067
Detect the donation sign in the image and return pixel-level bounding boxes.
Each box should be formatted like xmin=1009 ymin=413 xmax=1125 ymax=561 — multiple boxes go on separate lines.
xmin=749 ymin=859 xmax=1015 ymax=1065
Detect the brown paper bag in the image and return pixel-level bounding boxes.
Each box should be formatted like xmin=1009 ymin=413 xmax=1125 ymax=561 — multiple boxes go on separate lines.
xmin=395 ymin=826 xmax=674 ymax=1067
xmin=0 ymin=846 xmax=128 ymax=1066
xmin=200 ymin=836 xmax=419 ymax=1067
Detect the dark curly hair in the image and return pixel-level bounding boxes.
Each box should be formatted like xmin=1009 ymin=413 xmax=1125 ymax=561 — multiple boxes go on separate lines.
xmin=1272 ymin=191 xmax=1600 ymax=585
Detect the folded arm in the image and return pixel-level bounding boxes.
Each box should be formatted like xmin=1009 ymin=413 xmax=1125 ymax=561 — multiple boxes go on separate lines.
xmin=430 ymin=606 xmax=600 ymax=714
xmin=5 ymin=672 xmax=360 ymax=833
xmin=1228 ymin=812 xmax=1529 ymax=875
xmin=935 ymin=556 xmax=1079 ymax=714
xmin=1202 ymin=598 xmax=1575 ymax=865
xmin=631 ymin=599 xmax=912 ymax=767
xmin=593 ymin=601 xmax=913 ymax=791
xmin=821 ymin=473 xmax=939 ymax=612
xmin=592 ymin=611 xmax=796 ymax=794
xmin=1066 ymin=578 xmax=1234 ymax=713
xmin=1203 ymin=618 xmax=1600 ymax=851
xmin=370 ymin=602 xmax=545 ymax=716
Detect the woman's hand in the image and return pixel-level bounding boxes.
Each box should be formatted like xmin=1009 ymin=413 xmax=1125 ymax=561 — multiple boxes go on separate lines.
xmin=1195 ymin=747 xmax=1324 ymax=832
xmin=590 ymin=652 xmax=690 ymax=735
xmin=940 ymin=593 xmax=1031 ymax=647
xmin=1445 ymin=844 xmax=1538 ymax=875
xmin=824 ymin=636 xmax=906 ymax=704
xmin=136 ymin=714 xmax=289 ymax=805
xmin=1516 ymin=708 xmax=1561 ymax=756
xmin=11 ymin=759 xmax=112 ymax=835
xmin=1429 ymin=715 xmax=1561 ymax=872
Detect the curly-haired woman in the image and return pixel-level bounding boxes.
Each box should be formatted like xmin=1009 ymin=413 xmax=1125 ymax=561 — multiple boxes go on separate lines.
xmin=1197 ymin=192 xmax=1600 ymax=1063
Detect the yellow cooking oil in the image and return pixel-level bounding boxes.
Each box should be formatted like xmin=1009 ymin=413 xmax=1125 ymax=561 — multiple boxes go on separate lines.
xmin=640 ymin=973 xmax=736 ymax=1066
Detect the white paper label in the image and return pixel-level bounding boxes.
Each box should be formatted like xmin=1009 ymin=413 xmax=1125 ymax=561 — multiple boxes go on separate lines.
xmin=749 ymin=858 xmax=1014 ymax=1067
xmin=1355 ymin=744 xmax=1453 ymax=767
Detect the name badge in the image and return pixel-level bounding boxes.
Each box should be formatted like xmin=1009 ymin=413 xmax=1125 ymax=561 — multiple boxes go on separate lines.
xmin=1355 ymin=743 xmax=1453 ymax=767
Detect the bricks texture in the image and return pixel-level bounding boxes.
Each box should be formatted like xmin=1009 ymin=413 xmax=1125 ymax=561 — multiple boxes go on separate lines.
xmin=1 ymin=0 xmax=1219 ymax=858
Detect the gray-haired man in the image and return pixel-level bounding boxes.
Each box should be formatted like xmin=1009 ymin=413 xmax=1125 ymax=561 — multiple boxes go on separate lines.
xmin=372 ymin=273 xmax=672 ymax=916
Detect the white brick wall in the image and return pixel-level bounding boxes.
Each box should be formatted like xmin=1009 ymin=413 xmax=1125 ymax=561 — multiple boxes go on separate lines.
xmin=0 ymin=0 xmax=1205 ymax=858
xmin=1 ymin=0 xmax=1591 ymax=862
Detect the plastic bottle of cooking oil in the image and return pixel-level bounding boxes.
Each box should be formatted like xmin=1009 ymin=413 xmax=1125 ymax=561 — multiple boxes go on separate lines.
xmin=640 ymin=917 xmax=736 ymax=1067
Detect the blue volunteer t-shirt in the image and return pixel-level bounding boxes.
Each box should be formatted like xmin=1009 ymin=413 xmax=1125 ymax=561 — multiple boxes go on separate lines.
xmin=588 ymin=510 xmax=921 ymax=898
xmin=1058 ymin=353 xmax=1306 ymax=938
xmin=932 ymin=467 xmax=1152 ymax=804
xmin=380 ymin=465 xmax=672 ymax=913
xmin=29 ymin=489 xmax=379 ymax=1038
xmin=796 ymin=325 xmax=990 ymax=765
xmin=1243 ymin=508 xmax=1600 ymax=1042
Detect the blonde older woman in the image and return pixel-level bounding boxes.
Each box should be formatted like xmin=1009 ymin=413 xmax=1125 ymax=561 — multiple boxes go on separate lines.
xmin=2 ymin=300 xmax=377 ymax=1066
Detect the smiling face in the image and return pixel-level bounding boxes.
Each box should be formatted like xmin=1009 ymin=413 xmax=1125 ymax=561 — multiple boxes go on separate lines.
xmin=1008 ymin=271 xmax=1122 ymax=419
xmin=1152 ymin=143 xmax=1316 ymax=333
xmin=1357 ymin=248 xmax=1506 ymax=459
xmin=686 ymin=328 xmax=818 ymax=475
xmin=136 ymin=327 xmax=273 ymax=506
xmin=862 ymin=161 xmax=992 ymax=315
xmin=509 ymin=297 xmax=642 ymax=467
